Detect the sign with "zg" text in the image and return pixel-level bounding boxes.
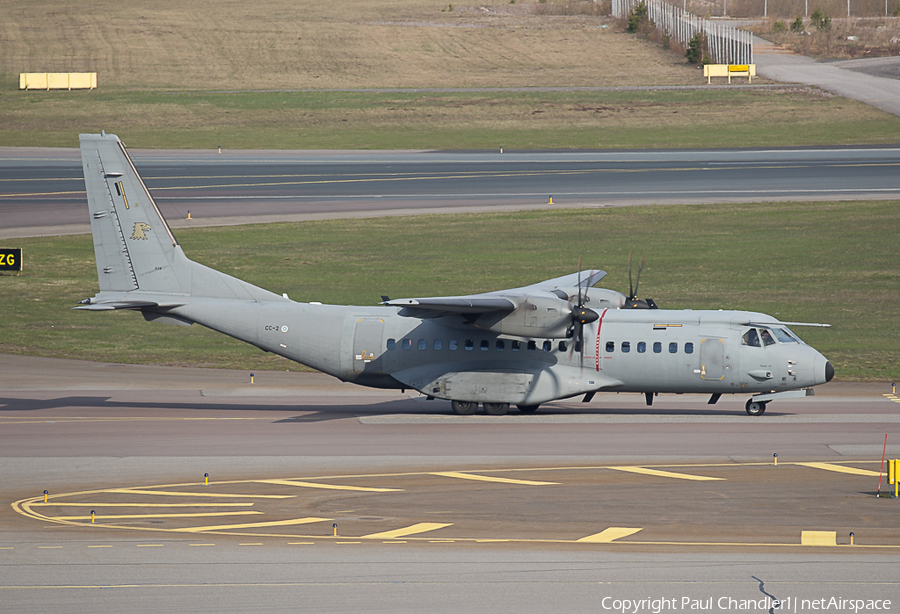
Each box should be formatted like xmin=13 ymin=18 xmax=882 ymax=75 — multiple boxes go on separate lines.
xmin=0 ymin=248 xmax=22 ymax=272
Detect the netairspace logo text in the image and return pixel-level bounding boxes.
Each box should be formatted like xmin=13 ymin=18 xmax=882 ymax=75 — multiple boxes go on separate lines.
xmin=600 ymin=597 xmax=892 ymax=614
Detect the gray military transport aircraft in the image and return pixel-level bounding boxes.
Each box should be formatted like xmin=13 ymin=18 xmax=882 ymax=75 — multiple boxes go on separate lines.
xmin=75 ymin=133 xmax=834 ymax=416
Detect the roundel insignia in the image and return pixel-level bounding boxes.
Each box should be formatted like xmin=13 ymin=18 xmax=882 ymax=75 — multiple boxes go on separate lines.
xmin=281 ymin=325 xmax=289 ymax=333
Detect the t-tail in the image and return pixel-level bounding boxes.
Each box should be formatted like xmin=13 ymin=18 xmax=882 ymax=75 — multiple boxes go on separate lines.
xmin=76 ymin=132 xmax=282 ymax=316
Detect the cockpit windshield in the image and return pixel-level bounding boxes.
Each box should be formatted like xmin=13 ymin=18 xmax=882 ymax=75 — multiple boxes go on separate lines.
xmin=772 ymin=327 xmax=799 ymax=343
xmin=742 ymin=326 xmax=803 ymax=346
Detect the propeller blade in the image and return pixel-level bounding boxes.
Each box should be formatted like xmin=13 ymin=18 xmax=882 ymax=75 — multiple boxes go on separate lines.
xmin=627 ymin=251 xmax=634 ymax=299
xmin=633 ymin=254 xmax=645 ymax=299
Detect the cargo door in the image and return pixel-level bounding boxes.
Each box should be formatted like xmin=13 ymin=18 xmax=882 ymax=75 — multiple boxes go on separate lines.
xmin=699 ymin=338 xmax=725 ymax=381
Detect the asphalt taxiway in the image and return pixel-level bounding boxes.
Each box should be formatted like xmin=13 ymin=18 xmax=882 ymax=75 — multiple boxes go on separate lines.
xmin=3 ymin=356 xmax=899 ymax=611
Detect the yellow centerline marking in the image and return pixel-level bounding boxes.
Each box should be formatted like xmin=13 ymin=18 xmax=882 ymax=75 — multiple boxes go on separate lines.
xmin=258 ymin=479 xmax=401 ymax=492
xmin=188 ymin=543 xmax=215 ymax=547
xmin=52 ymin=511 xmax=262 ymax=521
xmin=173 ymin=517 xmax=331 ymax=533
xmin=87 ymin=545 xmax=112 ymax=548
xmin=136 ymin=544 xmax=164 ymax=547
xmin=362 ymin=523 xmax=453 ymax=540
xmin=430 ymin=471 xmax=559 ymax=486
xmin=608 ymin=467 xmax=724 ymax=481
xmin=796 ymin=462 xmax=882 ymax=477
xmin=104 ymin=489 xmax=294 ymax=499
xmin=577 ymin=527 xmax=644 ymax=543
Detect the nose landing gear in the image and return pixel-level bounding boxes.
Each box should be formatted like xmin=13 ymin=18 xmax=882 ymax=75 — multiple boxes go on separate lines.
xmin=745 ymin=399 xmax=767 ymax=416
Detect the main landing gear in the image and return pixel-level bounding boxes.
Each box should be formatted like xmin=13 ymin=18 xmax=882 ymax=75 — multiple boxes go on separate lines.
xmin=745 ymin=399 xmax=768 ymax=416
xmin=451 ymin=401 xmax=535 ymax=415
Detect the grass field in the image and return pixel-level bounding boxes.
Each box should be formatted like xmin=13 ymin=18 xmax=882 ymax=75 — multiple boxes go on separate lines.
xmin=1 ymin=202 xmax=897 ymax=380
xmin=4 ymin=1 xmax=900 ymax=149
xmin=3 ymin=87 xmax=899 ymax=150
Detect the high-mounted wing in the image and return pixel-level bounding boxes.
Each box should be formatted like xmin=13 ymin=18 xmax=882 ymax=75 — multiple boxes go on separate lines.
xmin=383 ymin=270 xmax=616 ymax=339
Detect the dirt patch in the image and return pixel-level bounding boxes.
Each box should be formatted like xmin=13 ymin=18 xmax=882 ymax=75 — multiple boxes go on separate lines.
xmin=1 ymin=0 xmax=698 ymax=90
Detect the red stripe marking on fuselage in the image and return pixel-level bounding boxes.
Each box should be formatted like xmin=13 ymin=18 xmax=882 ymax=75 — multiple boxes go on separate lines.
xmin=595 ymin=308 xmax=608 ymax=372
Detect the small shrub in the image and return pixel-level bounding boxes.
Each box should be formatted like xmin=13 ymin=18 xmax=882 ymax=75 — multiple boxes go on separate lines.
xmin=686 ymin=32 xmax=704 ymax=64
xmin=661 ymin=32 xmax=671 ymax=50
xmin=790 ymin=16 xmax=804 ymax=33
xmin=626 ymin=1 xmax=648 ymax=33
xmin=810 ymin=8 xmax=830 ymax=30
xmin=772 ymin=20 xmax=786 ymax=33
xmin=893 ymin=2 xmax=899 ymax=16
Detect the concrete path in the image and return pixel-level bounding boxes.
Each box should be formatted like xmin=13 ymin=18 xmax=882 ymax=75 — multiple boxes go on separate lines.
xmin=754 ymin=36 xmax=900 ymax=117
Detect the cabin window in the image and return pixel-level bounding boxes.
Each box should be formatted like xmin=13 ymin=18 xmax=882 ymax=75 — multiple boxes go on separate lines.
xmin=741 ymin=328 xmax=761 ymax=347
xmin=465 ymin=339 xmax=474 ymax=351
xmin=511 ymin=340 xmax=521 ymax=351
xmin=418 ymin=339 xmax=427 ymax=350
xmin=481 ymin=340 xmax=490 ymax=351
xmin=761 ymin=329 xmax=776 ymax=346
xmin=606 ymin=341 xmax=615 ymax=353
xmin=402 ymin=339 xmax=412 ymax=350
xmin=543 ymin=340 xmax=552 ymax=352
xmin=527 ymin=341 xmax=537 ymax=351
xmin=684 ymin=342 xmax=694 ymax=354
xmin=653 ymin=341 xmax=662 ymax=353
xmin=637 ymin=342 xmax=646 ymax=353
xmin=669 ymin=342 xmax=678 ymax=353
xmin=496 ymin=340 xmax=505 ymax=351
xmin=621 ymin=341 xmax=631 ymax=353
xmin=386 ymin=338 xmax=396 ymax=350
xmin=558 ymin=341 xmax=567 ymax=352
xmin=434 ymin=339 xmax=442 ymax=350
xmin=449 ymin=339 xmax=458 ymax=350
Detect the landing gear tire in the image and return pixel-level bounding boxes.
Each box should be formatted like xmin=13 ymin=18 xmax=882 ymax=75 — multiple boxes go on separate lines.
xmin=745 ymin=400 xmax=767 ymax=416
xmin=451 ymin=400 xmax=478 ymax=415
xmin=483 ymin=402 xmax=509 ymax=416
xmin=516 ymin=404 xmax=540 ymax=413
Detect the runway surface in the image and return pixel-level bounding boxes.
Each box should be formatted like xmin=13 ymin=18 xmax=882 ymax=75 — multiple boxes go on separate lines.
xmin=3 ymin=145 xmax=900 ymax=238
xmin=2 ymin=355 xmax=899 ymax=612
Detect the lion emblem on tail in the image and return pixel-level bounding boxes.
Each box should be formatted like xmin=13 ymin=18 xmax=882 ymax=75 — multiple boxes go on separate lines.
xmin=131 ymin=222 xmax=151 ymax=240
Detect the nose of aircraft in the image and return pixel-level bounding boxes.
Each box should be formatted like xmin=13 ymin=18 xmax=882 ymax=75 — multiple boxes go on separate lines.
xmin=814 ymin=353 xmax=834 ymax=385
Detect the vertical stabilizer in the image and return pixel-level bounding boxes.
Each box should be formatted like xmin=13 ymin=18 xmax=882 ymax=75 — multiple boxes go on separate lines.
xmin=80 ymin=133 xmax=185 ymax=295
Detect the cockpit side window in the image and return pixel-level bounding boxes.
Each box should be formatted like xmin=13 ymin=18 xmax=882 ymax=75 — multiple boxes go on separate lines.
xmin=760 ymin=329 xmax=775 ymax=346
xmin=741 ymin=328 xmax=760 ymax=347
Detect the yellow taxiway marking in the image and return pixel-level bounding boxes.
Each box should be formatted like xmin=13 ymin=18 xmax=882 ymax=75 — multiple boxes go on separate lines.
xmin=883 ymin=394 xmax=900 ymax=403
xmin=796 ymin=462 xmax=881 ymax=477
xmin=173 ymin=517 xmax=330 ymax=533
xmin=362 ymin=523 xmax=453 ymax=540
xmin=38 ymin=546 xmax=62 ymax=549
xmin=87 ymin=545 xmax=112 ymax=548
xmin=105 ymin=489 xmax=294 ymax=499
xmin=577 ymin=527 xmax=644 ymax=543
xmin=239 ymin=543 xmax=263 ymax=546
xmin=33 ymin=502 xmax=254 ymax=508
xmin=258 ymin=479 xmax=401 ymax=492
xmin=430 ymin=471 xmax=559 ymax=486
xmin=383 ymin=541 xmax=407 ymax=544
xmin=188 ymin=543 xmax=215 ymax=547
xmin=336 ymin=542 xmax=361 ymax=544
xmin=608 ymin=467 xmax=724 ymax=481
xmin=136 ymin=544 xmax=164 ymax=547
xmin=52 ymin=511 xmax=262 ymax=521
xmin=288 ymin=542 xmax=314 ymax=545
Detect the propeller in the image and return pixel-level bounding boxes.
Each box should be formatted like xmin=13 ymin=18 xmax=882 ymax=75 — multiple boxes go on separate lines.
xmin=568 ymin=256 xmax=600 ymax=365
xmin=623 ymin=251 xmax=658 ymax=309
